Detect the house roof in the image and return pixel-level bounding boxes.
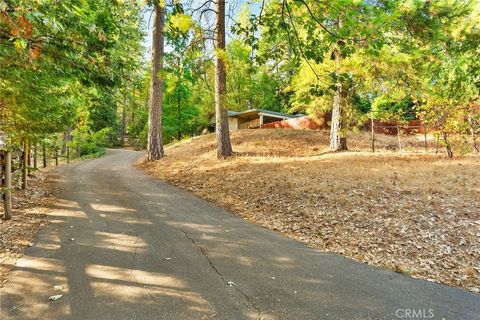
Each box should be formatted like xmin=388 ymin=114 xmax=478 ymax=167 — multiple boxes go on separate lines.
xmin=228 ymin=109 xmax=304 ymax=119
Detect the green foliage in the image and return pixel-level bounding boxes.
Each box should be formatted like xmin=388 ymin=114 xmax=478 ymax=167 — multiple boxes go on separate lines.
xmin=0 ymin=0 xmax=144 ymax=155
xmin=1 ymin=0 xmax=479 ymax=158
xmin=76 ymin=127 xmax=112 ymax=156
xmin=372 ymin=97 xmax=416 ymax=122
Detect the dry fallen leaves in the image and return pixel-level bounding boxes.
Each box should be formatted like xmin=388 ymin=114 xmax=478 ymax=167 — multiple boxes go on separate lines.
xmin=0 ymin=170 xmax=59 ymax=284
xmin=139 ymin=129 xmax=480 ymax=294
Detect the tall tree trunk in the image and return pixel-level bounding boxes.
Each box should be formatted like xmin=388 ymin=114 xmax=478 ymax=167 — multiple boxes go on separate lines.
xmin=214 ymin=0 xmax=233 ymax=159
xmin=330 ymin=47 xmax=347 ymax=151
xmin=147 ymin=2 xmax=165 ymax=161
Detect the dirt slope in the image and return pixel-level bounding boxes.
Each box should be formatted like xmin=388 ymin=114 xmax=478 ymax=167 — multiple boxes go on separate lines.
xmin=139 ymin=129 xmax=480 ymax=293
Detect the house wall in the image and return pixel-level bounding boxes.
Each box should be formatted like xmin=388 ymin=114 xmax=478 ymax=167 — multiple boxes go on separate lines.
xmin=261 ymin=115 xmax=329 ymax=130
xmin=228 ymin=117 xmax=239 ymax=131
xmin=238 ymin=118 xmax=261 ymax=130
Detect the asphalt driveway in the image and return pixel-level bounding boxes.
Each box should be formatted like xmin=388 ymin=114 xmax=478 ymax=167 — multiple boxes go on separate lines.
xmin=1 ymin=149 xmax=478 ymax=320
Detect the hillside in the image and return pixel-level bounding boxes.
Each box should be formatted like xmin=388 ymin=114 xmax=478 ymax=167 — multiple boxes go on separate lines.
xmin=138 ymin=129 xmax=480 ymax=293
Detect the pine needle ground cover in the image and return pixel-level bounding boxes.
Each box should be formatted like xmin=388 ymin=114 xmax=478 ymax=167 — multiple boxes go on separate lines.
xmin=0 ymin=170 xmax=59 ymax=284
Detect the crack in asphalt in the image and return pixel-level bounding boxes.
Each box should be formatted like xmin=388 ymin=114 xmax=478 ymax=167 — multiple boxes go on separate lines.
xmin=180 ymin=230 xmax=262 ymax=320
xmin=129 ymin=233 xmax=161 ymax=320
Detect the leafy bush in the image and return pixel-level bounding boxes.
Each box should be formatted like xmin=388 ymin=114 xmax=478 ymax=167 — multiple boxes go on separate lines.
xmin=372 ymin=97 xmax=417 ymax=121
xmin=69 ymin=127 xmax=112 ymax=157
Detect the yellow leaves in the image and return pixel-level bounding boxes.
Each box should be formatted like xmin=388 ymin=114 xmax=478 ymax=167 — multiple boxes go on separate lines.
xmin=214 ymin=48 xmax=228 ymax=62
xmin=14 ymin=38 xmax=27 ymax=50
xmin=169 ymin=13 xmax=192 ymax=33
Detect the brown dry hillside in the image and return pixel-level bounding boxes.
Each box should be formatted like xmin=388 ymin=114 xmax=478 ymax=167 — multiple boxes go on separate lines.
xmin=138 ymin=129 xmax=480 ymax=293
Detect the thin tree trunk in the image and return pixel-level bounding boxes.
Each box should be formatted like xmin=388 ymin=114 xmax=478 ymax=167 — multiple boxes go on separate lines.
xmin=67 ymin=146 xmax=70 ymax=164
xmin=468 ymin=116 xmax=479 ymax=153
xmin=146 ymin=2 xmax=165 ymax=161
xmin=214 ymin=0 xmax=233 ymax=159
xmin=330 ymin=46 xmax=347 ymax=151
xmin=27 ymin=143 xmax=31 ymax=173
xmin=473 ymin=130 xmax=479 ymax=153
xmin=443 ymin=132 xmax=453 ymax=158
xmin=3 ymin=150 xmax=12 ymax=219
xmin=55 ymin=148 xmax=59 ymax=166
xmin=33 ymin=145 xmax=38 ymax=169
xmin=43 ymin=145 xmax=47 ymax=168
xmin=22 ymin=139 xmax=28 ymax=189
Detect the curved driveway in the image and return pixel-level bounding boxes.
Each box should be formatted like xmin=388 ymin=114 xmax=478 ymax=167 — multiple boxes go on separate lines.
xmin=1 ymin=149 xmax=478 ymax=320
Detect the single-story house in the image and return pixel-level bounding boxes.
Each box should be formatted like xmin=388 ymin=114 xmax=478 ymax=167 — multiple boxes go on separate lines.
xmin=221 ymin=109 xmax=304 ymax=131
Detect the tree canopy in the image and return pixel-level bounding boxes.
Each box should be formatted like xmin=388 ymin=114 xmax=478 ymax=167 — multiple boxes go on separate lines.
xmin=1 ymin=0 xmax=478 ymax=157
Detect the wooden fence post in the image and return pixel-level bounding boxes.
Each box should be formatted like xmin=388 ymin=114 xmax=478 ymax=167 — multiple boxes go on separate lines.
xmin=22 ymin=139 xmax=28 ymax=189
xmin=76 ymin=132 xmax=81 ymax=158
xmin=43 ymin=145 xmax=47 ymax=168
xmin=3 ymin=150 xmax=12 ymax=219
